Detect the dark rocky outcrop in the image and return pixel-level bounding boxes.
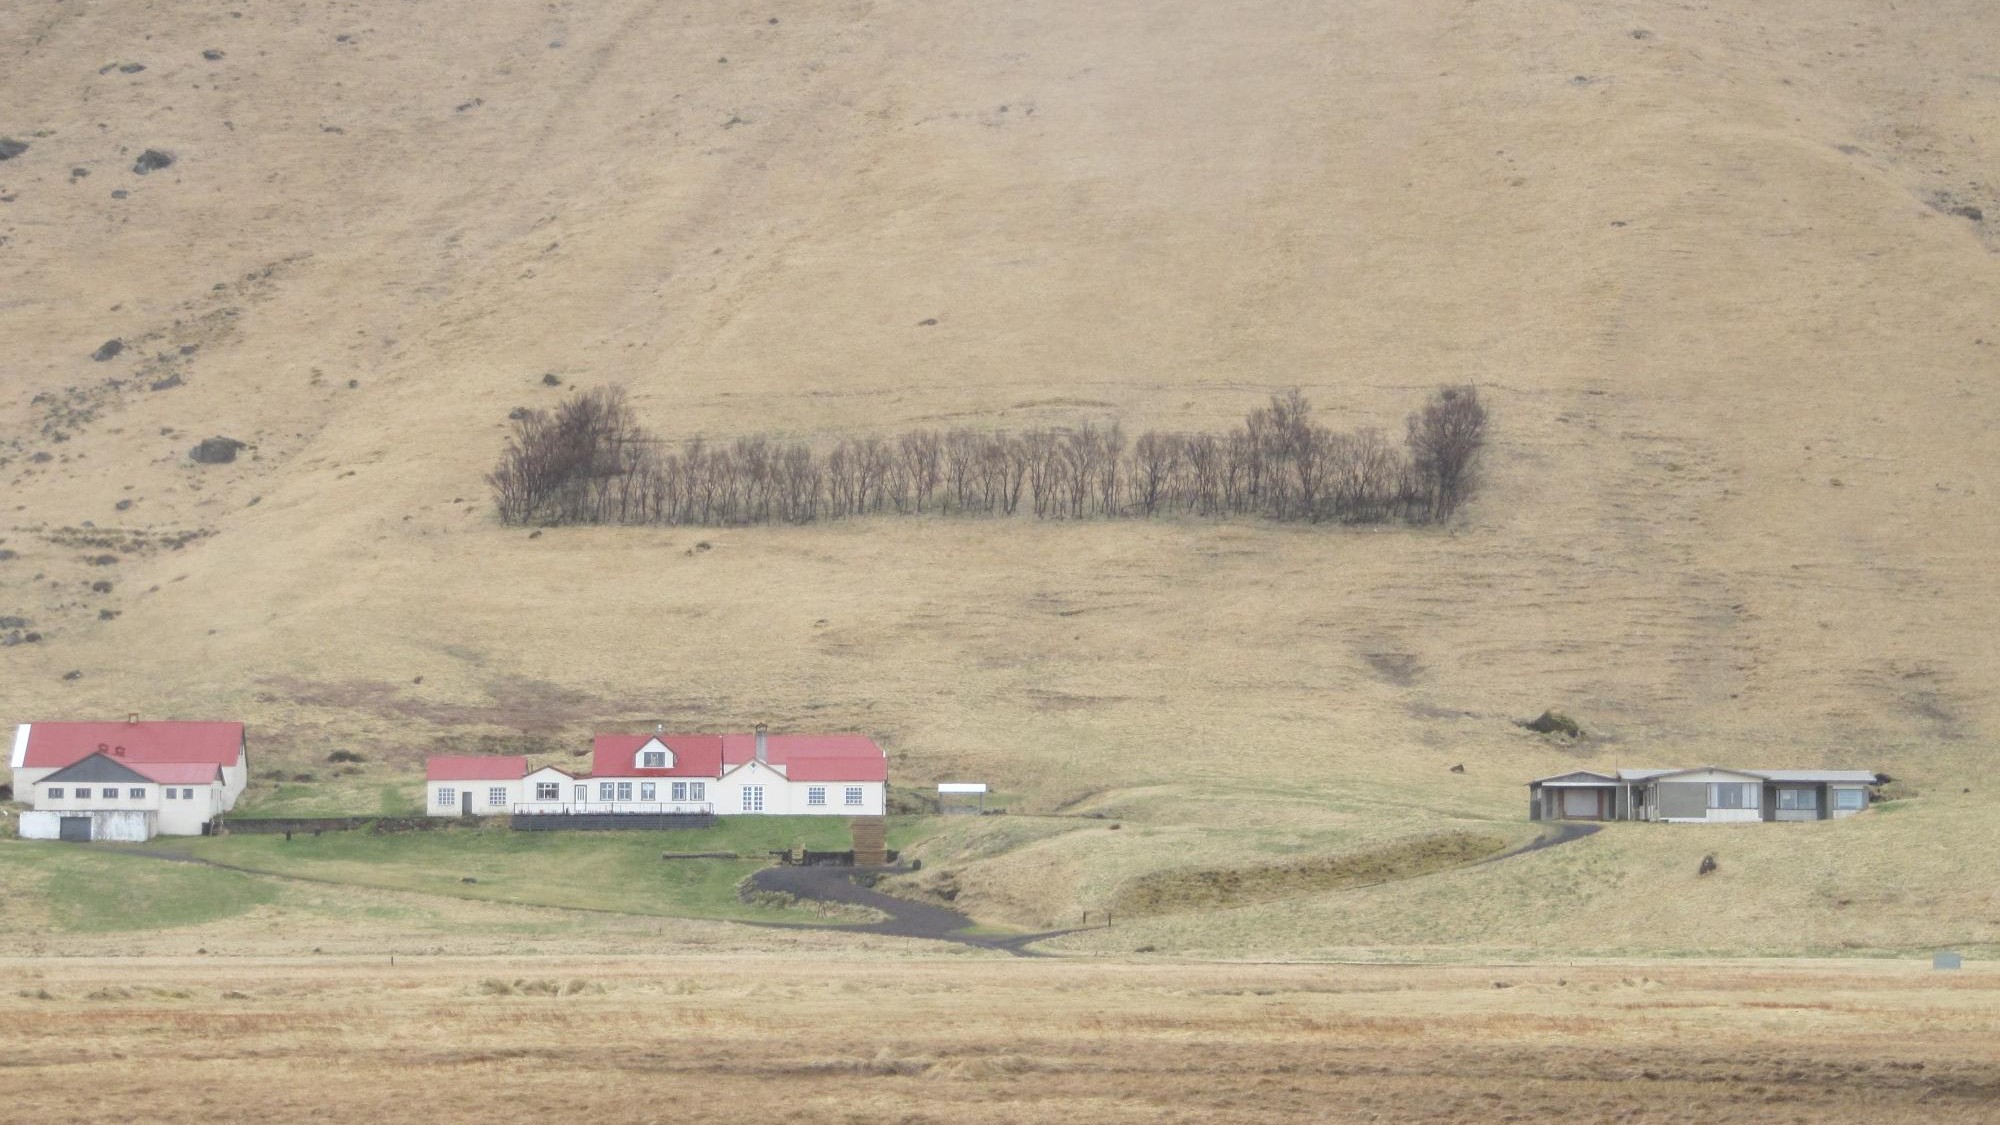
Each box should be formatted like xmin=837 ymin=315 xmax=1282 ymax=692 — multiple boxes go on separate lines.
xmin=92 ymin=339 xmax=124 ymax=362
xmin=0 ymin=138 xmax=28 ymax=160
xmin=132 ymin=149 xmax=174 ymax=175
xmin=189 ymin=436 xmax=247 ymax=463
xmin=1521 ymin=709 xmax=1585 ymax=738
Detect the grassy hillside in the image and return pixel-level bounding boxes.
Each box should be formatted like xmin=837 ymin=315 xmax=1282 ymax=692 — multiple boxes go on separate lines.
xmin=4 ymin=0 xmax=1999 ymax=955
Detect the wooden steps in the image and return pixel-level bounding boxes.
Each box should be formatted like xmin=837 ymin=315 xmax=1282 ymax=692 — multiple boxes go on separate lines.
xmin=851 ymin=816 xmax=888 ymax=866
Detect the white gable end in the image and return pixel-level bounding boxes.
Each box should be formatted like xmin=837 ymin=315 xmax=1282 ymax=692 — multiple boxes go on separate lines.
xmin=635 ymin=737 xmax=676 ymax=770
xmin=10 ymin=724 xmax=28 ymax=769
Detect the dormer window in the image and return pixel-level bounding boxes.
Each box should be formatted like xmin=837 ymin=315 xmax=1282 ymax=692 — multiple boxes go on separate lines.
xmin=635 ymin=739 xmax=674 ymax=770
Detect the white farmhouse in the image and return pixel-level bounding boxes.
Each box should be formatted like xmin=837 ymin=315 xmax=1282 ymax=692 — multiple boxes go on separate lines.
xmin=10 ymin=720 xmax=247 ymax=841
xmin=424 ymin=726 xmax=888 ymax=818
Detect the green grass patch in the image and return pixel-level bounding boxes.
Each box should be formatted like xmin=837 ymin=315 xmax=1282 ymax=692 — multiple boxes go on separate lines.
xmin=0 ymin=842 xmax=278 ymax=933
xmin=150 ymin=817 xmax=871 ymax=923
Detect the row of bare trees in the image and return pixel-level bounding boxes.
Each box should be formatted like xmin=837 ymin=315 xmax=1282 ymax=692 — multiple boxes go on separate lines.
xmin=488 ymin=386 xmax=1487 ymax=527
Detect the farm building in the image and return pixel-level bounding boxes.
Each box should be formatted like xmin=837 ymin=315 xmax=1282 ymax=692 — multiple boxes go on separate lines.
xmin=9 ymin=720 xmax=247 ymax=841
xmin=426 ymin=725 xmax=887 ymax=818
xmin=1528 ymin=767 xmax=1877 ymax=823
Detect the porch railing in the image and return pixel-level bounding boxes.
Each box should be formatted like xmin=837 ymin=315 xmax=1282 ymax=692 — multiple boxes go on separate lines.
xmin=512 ymin=802 xmax=715 ymax=816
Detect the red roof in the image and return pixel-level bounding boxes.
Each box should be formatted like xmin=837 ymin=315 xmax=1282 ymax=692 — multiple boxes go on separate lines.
xmin=129 ymin=762 xmax=226 ymax=785
xmin=721 ymin=734 xmax=888 ymax=782
xmin=426 ymin=755 xmax=527 ymax=781
xmin=784 ymin=755 xmax=890 ymax=783
xmin=19 ymin=721 xmax=244 ymax=769
xmin=590 ymin=734 xmax=723 ymax=778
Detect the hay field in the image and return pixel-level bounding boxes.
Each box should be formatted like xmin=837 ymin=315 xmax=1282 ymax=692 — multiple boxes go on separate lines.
xmin=2 ymin=956 xmax=1996 ymax=1124
xmin=6 ymin=0 xmax=2000 ymax=954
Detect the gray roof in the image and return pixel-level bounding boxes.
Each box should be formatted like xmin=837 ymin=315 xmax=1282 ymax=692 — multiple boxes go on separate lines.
xmin=39 ymin=753 xmax=153 ymax=787
xmin=1745 ymin=769 xmax=1880 ymax=784
xmin=1529 ymin=767 xmax=1879 ymax=786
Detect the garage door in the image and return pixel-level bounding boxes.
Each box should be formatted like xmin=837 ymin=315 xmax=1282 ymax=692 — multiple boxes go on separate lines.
xmin=58 ymin=816 xmax=92 ymax=842
xmin=1561 ymin=789 xmax=1602 ymax=819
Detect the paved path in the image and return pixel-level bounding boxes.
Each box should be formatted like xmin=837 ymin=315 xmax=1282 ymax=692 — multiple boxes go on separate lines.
xmin=746 ymin=864 xmax=1083 ymax=956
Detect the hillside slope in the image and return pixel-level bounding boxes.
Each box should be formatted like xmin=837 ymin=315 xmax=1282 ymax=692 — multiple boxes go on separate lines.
xmin=4 ymin=0 xmax=1997 ymax=953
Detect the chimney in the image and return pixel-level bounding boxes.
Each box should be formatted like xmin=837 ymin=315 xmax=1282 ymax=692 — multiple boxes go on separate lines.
xmin=755 ymin=723 xmax=768 ymax=764
xmin=655 ymin=722 xmax=664 ymax=736
xmin=127 ymin=713 xmax=138 ymax=725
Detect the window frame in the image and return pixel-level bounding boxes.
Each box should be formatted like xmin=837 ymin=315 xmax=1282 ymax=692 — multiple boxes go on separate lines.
xmin=845 ymin=786 xmax=864 ymax=806
xmin=690 ymin=782 xmax=705 ymax=801
xmin=1708 ymin=782 xmax=1758 ymax=810
xmin=671 ymin=781 xmax=688 ymax=801
xmin=535 ymin=781 xmax=561 ymax=801
xmin=641 ymin=750 xmax=667 ymax=769
xmin=599 ymin=781 xmax=616 ymax=801
xmin=616 ymin=782 xmax=634 ymax=801
xmin=742 ymin=786 xmax=764 ymax=813
xmin=130 ymin=787 xmax=147 ymax=799
xmin=640 ymin=782 xmax=657 ymax=801
xmin=806 ymin=786 xmax=827 ymax=806
xmin=437 ymin=787 xmax=456 ymax=808
xmin=488 ymin=787 xmax=508 ymax=807
xmin=1834 ymin=788 xmax=1866 ymax=811
xmin=47 ymin=787 xmax=64 ymax=800
xmin=75 ymin=787 xmax=91 ymax=800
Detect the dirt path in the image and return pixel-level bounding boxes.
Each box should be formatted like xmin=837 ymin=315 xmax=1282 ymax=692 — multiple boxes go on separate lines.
xmin=747 ymin=826 xmax=1603 ymax=954
xmin=746 ymin=865 xmax=1083 ymax=956
xmin=1474 ymin=821 xmax=1601 ymax=863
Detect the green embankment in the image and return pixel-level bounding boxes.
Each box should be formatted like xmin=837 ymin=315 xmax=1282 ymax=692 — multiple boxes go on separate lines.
xmin=0 ymin=816 xmax=886 ymax=932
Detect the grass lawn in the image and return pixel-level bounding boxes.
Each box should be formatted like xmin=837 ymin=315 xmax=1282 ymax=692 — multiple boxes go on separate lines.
xmin=145 ymin=816 xmax=903 ymax=923
xmin=0 ymin=841 xmax=279 ymax=933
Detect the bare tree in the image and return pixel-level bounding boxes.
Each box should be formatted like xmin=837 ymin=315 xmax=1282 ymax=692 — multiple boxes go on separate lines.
xmin=490 ymin=385 xmax=1480 ymax=528
xmin=1406 ymin=385 xmax=1488 ymax=520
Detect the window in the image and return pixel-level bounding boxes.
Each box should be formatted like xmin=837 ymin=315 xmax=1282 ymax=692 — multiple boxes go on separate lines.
xmin=845 ymin=787 xmax=864 ymax=806
xmin=165 ymin=788 xmax=179 ymax=800
xmin=182 ymin=788 xmax=194 ymax=800
xmin=130 ymin=788 xmax=147 ymax=799
xmin=536 ymin=781 xmax=560 ymax=801
xmin=690 ymin=782 xmax=705 ymax=801
xmin=672 ymin=781 xmax=688 ymax=801
xmin=437 ymin=787 xmax=456 ymax=808
xmin=599 ymin=781 xmax=616 ymax=801
xmin=1709 ymin=783 xmax=1758 ymax=810
xmin=47 ymin=787 xmax=63 ymax=800
xmin=616 ymin=782 xmax=633 ymax=801
xmin=1776 ymin=789 xmax=1818 ymax=811
xmin=75 ymin=788 xmax=91 ymax=800
xmin=488 ymin=787 xmax=507 ymax=807
xmin=1835 ymin=788 xmax=1866 ymax=811
xmin=807 ymin=786 xmax=827 ymax=806
xmin=642 ymin=751 xmax=667 ymax=768
xmin=640 ymin=782 xmax=656 ymax=801
xmin=742 ymin=786 xmax=764 ymax=813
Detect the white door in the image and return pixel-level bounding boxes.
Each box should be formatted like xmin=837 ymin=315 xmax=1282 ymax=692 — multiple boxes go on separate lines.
xmin=742 ymin=786 xmax=764 ymax=813
xmin=1561 ymin=788 xmax=1601 ymax=819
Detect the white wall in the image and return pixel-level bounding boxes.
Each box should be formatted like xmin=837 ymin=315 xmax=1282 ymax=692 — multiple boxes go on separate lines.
xmin=21 ymin=809 xmax=156 ymax=842
xmin=156 ymin=785 xmax=223 ymax=836
xmin=425 ymin=779 xmax=520 ymax=816
xmin=715 ymin=760 xmax=790 ymax=814
xmin=713 ymin=763 xmax=884 ymax=816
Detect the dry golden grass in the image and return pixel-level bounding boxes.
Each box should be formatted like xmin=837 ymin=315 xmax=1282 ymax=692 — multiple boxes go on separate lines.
xmin=0 ymin=955 xmax=1995 ymax=1123
xmin=6 ymin=0 xmax=2000 ymax=954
